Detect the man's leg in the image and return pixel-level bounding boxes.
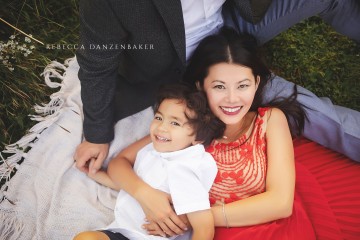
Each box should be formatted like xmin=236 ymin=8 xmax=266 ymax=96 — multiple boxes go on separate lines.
xmin=264 ymin=76 xmax=360 ymax=161
xmin=224 ymin=0 xmax=360 ymax=44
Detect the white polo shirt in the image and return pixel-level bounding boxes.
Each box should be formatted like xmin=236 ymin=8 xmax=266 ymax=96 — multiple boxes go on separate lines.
xmin=181 ymin=0 xmax=226 ymax=60
xmin=106 ymin=143 xmax=217 ymax=240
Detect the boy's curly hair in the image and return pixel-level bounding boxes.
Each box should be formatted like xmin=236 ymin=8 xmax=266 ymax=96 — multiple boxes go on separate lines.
xmin=154 ymin=83 xmax=225 ymax=146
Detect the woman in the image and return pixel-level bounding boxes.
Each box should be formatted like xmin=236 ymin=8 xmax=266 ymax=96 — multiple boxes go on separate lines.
xmin=182 ymin=27 xmax=313 ymax=239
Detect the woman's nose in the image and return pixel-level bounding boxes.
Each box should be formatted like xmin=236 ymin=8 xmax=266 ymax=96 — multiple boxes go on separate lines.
xmin=226 ymin=88 xmax=238 ymax=103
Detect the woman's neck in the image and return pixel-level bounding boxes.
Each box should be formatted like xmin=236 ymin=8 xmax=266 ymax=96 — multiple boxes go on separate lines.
xmin=221 ymin=112 xmax=256 ymax=143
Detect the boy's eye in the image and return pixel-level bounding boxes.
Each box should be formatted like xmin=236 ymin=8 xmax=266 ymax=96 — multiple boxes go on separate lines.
xmin=154 ymin=116 xmax=162 ymax=121
xmin=170 ymin=121 xmax=181 ymax=126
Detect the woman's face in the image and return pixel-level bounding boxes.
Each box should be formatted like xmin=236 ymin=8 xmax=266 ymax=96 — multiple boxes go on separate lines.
xmin=202 ymin=63 xmax=259 ymax=126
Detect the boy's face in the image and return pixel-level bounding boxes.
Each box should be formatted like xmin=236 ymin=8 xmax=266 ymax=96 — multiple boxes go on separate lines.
xmin=150 ymin=99 xmax=197 ymax=152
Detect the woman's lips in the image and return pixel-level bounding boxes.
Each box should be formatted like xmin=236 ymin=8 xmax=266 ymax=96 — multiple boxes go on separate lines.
xmin=220 ymin=106 xmax=242 ymax=115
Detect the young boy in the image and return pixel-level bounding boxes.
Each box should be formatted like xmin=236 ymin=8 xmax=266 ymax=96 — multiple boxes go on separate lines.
xmin=74 ymin=84 xmax=224 ymax=240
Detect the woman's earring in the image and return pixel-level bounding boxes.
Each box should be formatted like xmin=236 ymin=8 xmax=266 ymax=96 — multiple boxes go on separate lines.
xmin=196 ymin=81 xmax=201 ymax=90
xmin=255 ymin=76 xmax=260 ymax=90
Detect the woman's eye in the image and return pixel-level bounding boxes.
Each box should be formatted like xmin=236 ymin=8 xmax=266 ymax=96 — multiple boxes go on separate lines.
xmin=170 ymin=121 xmax=181 ymax=126
xmin=214 ymin=85 xmax=225 ymax=89
xmin=238 ymin=84 xmax=249 ymax=89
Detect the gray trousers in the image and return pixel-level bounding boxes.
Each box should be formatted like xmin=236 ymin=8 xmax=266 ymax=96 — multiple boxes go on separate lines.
xmin=225 ymin=0 xmax=360 ymax=44
xmin=264 ymin=76 xmax=360 ymax=161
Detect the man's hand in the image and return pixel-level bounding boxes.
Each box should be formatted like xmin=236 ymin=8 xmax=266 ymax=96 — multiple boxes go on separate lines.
xmin=74 ymin=141 xmax=109 ymax=174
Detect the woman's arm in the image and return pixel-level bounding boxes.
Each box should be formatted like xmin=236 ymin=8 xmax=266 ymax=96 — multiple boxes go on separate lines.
xmin=212 ymin=108 xmax=295 ymax=227
xmin=187 ymin=209 xmax=214 ymax=240
xmin=107 ymin=135 xmax=187 ymax=236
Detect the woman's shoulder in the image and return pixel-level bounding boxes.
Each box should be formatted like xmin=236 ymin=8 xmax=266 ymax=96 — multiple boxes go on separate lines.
xmin=257 ymin=107 xmax=286 ymax=120
xmin=254 ymin=107 xmax=288 ymax=133
xmin=262 ymin=107 xmax=289 ymax=133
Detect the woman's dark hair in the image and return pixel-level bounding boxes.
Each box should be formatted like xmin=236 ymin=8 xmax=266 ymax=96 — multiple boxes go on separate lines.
xmin=183 ymin=27 xmax=307 ymax=136
xmin=154 ymin=83 xmax=225 ymax=146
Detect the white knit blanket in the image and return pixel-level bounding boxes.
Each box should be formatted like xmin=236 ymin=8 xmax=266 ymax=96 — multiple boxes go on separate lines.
xmin=0 ymin=57 xmax=154 ymax=240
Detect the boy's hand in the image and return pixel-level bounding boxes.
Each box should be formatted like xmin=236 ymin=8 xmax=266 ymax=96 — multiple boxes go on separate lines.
xmin=87 ymin=159 xmax=101 ymax=179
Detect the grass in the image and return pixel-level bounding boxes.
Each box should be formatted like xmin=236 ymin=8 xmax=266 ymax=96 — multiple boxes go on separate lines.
xmin=264 ymin=17 xmax=360 ymax=110
xmin=0 ymin=0 xmax=79 ymax=152
xmin=0 ymin=0 xmax=359 ymax=153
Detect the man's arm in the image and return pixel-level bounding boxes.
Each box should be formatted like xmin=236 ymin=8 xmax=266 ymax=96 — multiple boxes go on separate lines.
xmin=75 ymin=0 xmax=127 ymax=173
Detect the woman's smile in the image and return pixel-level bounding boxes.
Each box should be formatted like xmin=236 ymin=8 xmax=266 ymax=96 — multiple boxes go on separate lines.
xmin=220 ymin=106 xmax=242 ymax=115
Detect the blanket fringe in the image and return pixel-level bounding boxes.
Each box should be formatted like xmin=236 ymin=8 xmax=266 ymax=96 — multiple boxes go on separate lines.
xmin=0 ymin=210 xmax=25 ymax=240
xmin=0 ymin=58 xmax=73 ymax=186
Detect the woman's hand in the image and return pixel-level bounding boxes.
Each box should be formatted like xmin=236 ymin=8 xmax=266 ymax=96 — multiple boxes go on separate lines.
xmin=136 ymin=187 xmax=188 ymax=236
xmin=143 ymin=214 xmax=190 ymax=237
xmin=142 ymin=220 xmax=166 ymax=237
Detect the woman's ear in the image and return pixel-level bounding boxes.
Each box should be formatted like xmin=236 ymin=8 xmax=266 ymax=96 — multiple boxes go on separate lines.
xmin=195 ymin=81 xmax=202 ymax=90
xmin=255 ymin=76 xmax=261 ymax=90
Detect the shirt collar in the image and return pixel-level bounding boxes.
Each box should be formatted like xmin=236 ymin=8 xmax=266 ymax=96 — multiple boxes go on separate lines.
xmin=150 ymin=144 xmax=205 ymax=161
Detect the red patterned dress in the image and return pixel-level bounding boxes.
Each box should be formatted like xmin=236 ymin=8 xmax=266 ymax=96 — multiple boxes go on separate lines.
xmin=206 ymin=107 xmax=360 ymax=240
